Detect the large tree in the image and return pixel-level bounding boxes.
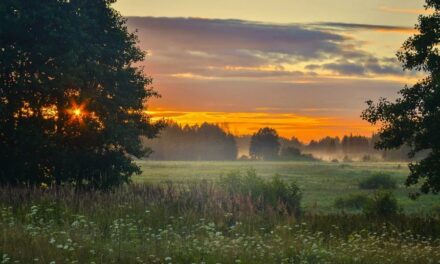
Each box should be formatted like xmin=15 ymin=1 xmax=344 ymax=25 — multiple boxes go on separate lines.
xmin=362 ymin=0 xmax=440 ymax=196
xmin=0 ymin=0 xmax=162 ymax=188
xmin=249 ymin=127 xmax=280 ymax=160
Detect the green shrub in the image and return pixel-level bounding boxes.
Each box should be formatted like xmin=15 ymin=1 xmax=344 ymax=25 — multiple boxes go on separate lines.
xmin=359 ymin=173 xmax=397 ymax=190
xmin=267 ymin=174 xmax=302 ymax=216
xmin=219 ymin=170 xmax=302 ymax=216
xmin=334 ymin=194 xmax=371 ymax=210
xmin=363 ymin=191 xmax=399 ymax=218
xmin=432 ymin=203 xmax=440 ymax=216
xmin=279 ymin=147 xmax=318 ymax=161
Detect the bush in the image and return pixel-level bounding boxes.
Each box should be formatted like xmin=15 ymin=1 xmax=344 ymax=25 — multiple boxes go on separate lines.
xmin=279 ymin=147 xmax=318 ymax=161
xmin=359 ymin=173 xmax=397 ymax=190
xmin=432 ymin=203 xmax=440 ymax=216
xmin=363 ymin=191 xmax=399 ymax=218
xmin=334 ymin=194 xmax=371 ymax=210
xmin=219 ymin=170 xmax=302 ymax=216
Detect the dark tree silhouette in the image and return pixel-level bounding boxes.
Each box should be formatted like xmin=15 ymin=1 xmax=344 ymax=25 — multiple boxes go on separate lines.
xmin=249 ymin=127 xmax=280 ymax=160
xmin=279 ymin=146 xmax=316 ymax=161
xmin=341 ymin=135 xmax=370 ymax=155
xmin=362 ymin=0 xmax=440 ymax=196
xmin=145 ymin=122 xmax=238 ymax=160
xmin=0 ymin=0 xmax=162 ymax=188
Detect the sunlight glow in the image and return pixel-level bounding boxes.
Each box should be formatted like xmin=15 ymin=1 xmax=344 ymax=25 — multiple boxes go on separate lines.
xmin=41 ymin=105 xmax=58 ymax=120
xmin=73 ymin=108 xmax=82 ymax=117
xmin=67 ymin=101 xmax=88 ymax=123
xmin=147 ymin=109 xmax=378 ymax=143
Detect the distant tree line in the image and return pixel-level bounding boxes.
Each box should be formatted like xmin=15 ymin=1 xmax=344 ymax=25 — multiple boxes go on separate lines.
xmin=144 ymin=122 xmax=237 ymax=160
xmin=144 ymin=123 xmax=418 ymax=161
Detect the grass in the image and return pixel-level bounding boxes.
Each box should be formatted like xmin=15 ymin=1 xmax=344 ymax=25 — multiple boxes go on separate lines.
xmin=1 ymin=160 xmax=440 ymax=263
xmin=134 ymin=160 xmax=437 ymax=214
xmin=1 ymin=184 xmax=440 ymax=263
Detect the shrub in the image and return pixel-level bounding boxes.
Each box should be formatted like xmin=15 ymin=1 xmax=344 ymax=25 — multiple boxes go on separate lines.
xmin=359 ymin=173 xmax=397 ymax=190
xmin=363 ymin=191 xmax=399 ymax=218
xmin=279 ymin=147 xmax=318 ymax=161
xmin=334 ymin=194 xmax=371 ymax=210
xmin=432 ymin=203 xmax=440 ymax=216
xmin=219 ymin=170 xmax=302 ymax=216
xmin=267 ymin=175 xmax=302 ymax=216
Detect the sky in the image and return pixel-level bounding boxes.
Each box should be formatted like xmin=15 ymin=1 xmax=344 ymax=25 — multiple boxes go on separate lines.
xmin=113 ymin=0 xmax=427 ymax=142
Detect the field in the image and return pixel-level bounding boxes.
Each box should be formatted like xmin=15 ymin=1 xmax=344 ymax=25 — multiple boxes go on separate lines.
xmin=2 ymin=161 xmax=440 ymax=263
xmin=134 ymin=160 xmax=438 ymax=213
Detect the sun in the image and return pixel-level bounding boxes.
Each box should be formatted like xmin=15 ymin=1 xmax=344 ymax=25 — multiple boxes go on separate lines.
xmin=67 ymin=101 xmax=88 ymax=123
xmin=73 ymin=108 xmax=82 ymax=117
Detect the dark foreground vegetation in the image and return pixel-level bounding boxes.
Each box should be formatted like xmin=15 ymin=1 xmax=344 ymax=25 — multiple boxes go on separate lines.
xmin=1 ymin=175 xmax=440 ymax=263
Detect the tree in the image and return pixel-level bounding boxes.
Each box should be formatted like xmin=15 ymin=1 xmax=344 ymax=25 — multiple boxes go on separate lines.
xmin=341 ymin=135 xmax=369 ymax=155
xmin=279 ymin=146 xmax=316 ymax=161
xmin=145 ymin=122 xmax=238 ymax=160
xmin=362 ymin=0 xmax=440 ymax=196
xmin=0 ymin=0 xmax=162 ymax=188
xmin=249 ymin=127 xmax=280 ymax=160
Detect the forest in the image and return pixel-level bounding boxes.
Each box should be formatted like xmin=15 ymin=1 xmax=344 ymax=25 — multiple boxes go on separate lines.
xmin=144 ymin=121 xmax=414 ymax=161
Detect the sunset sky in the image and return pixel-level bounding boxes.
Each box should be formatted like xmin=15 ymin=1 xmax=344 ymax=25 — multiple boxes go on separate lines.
xmin=113 ymin=0 xmax=426 ymax=142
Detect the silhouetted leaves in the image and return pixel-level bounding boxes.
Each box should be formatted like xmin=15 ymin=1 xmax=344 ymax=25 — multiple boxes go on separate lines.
xmin=0 ymin=0 xmax=162 ymax=188
xmin=249 ymin=127 xmax=280 ymax=160
xmin=362 ymin=0 xmax=440 ymax=195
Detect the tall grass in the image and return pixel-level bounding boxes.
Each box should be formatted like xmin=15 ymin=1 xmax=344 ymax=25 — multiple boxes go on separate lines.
xmin=1 ymin=178 xmax=440 ymax=263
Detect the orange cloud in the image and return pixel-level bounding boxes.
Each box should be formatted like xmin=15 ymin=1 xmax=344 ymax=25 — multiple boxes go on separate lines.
xmin=147 ymin=109 xmax=378 ymax=143
xmin=374 ymin=28 xmax=417 ymax=34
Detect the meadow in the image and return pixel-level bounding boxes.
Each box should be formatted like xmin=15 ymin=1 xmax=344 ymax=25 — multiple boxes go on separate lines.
xmin=134 ymin=160 xmax=438 ymax=214
xmin=1 ymin=160 xmax=440 ymax=263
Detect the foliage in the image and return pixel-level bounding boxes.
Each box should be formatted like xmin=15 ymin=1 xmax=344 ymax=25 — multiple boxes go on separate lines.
xmin=219 ymin=170 xmax=302 ymax=216
xmin=0 ymin=0 xmax=162 ymax=188
xmin=137 ymin=160 xmax=439 ymax=213
xmin=432 ymin=202 xmax=440 ymax=216
xmin=334 ymin=193 xmax=371 ymax=210
xmin=362 ymin=0 xmax=440 ymax=195
xmin=363 ymin=191 xmax=400 ymax=218
xmin=341 ymin=135 xmax=370 ymax=155
xmin=145 ymin=121 xmax=237 ymax=160
xmin=249 ymin=127 xmax=280 ymax=160
xmin=279 ymin=147 xmax=318 ymax=161
xmin=358 ymin=173 xmax=398 ymax=190
xmin=1 ymin=185 xmax=440 ymax=263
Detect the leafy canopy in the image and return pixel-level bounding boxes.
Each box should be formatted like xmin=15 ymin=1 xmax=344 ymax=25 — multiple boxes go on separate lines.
xmin=362 ymin=0 xmax=440 ymax=196
xmin=249 ymin=127 xmax=280 ymax=160
xmin=0 ymin=0 xmax=162 ymax=188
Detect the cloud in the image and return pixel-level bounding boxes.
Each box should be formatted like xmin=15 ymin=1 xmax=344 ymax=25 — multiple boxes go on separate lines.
xmin=126 ymin=17 xmax=415 ymax=82
xmin=318 ymin=57 xmax=404 ymax=76
xmin=323 ymin=61 xmax=366 ymax=75
xmin=127 ymin=17 xmax=364 ymax=79
xmin=312 ymin=22 xmax=415 ymax=33
xmin=121 ymin=16 xmax=423 ymax=140
xmin=128 ymin=17 xmax=347 ymax=59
